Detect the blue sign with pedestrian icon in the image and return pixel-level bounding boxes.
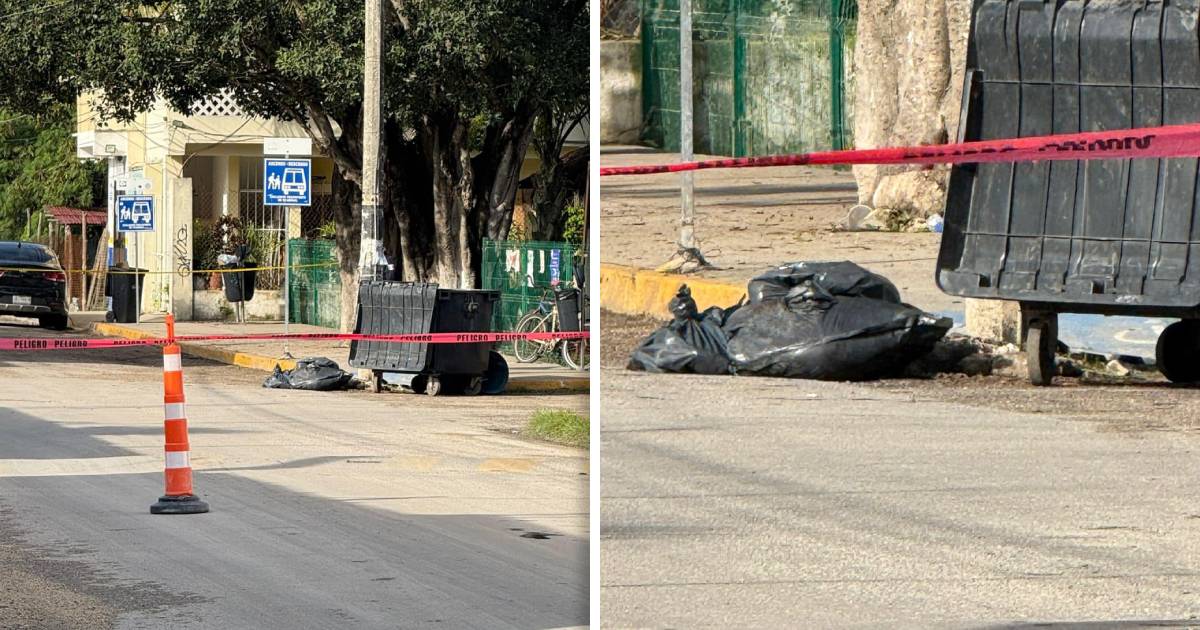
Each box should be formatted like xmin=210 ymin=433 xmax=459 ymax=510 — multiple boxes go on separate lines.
xmin=264 ymin=158 xmax=311 ymax=206
xmin=116 ymin=195 xmax=155 ymax=232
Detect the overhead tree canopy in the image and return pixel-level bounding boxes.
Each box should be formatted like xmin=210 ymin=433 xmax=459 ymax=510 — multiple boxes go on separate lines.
xmin=0 ymin=106 xmax=105 ymax=239
xmin=0 ymin=0 xmax=588 ymax=327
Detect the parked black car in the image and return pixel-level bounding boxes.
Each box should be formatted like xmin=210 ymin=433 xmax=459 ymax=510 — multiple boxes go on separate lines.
xmin=0 ymin=241 xmax=69 ymax=329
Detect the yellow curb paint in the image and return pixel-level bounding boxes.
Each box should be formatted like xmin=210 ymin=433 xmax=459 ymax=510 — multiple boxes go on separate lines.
xmin=92 ymin=322 xmax=298 ymax=371
xmin=479 ymin=458 xmax=538 ymax=473
xmin=90 ymin=322 xmax=587 ymax=391
xmin=599 ymin=263 xmax=746 ymax=319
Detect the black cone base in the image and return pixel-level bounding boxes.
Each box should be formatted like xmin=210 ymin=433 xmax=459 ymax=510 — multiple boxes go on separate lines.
xmin=150 ymin=494 xmax=210 ymax=515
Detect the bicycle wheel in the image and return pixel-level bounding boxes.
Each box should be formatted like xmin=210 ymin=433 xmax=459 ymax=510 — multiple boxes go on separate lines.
xmin=561 ymin=338 xmax=589 ymax=371
xmin=513 ymin=312 xmax=551 ymax=363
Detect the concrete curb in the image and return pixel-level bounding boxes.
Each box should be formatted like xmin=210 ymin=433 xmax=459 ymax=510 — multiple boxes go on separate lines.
xmin=599 ymin=263 xmax=745 ymax=319
xmin=90 ymin=322 xmax=589 ymax=393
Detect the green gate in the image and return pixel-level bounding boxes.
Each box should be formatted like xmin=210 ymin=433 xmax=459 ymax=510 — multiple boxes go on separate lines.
xmin=642 ymin=0 xmax=856 ymax=156
xmin=287 ymin=238 xmax=341 ymax=329
xmin=481 ymin=239 xmax=577 ymax=352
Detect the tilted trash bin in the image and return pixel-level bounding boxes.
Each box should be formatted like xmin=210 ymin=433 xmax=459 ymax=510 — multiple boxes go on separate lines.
xmin=349 ymin=281 xmax=501 ymax=395
xmin=938 ymin=0 xmax=1200 ymax=384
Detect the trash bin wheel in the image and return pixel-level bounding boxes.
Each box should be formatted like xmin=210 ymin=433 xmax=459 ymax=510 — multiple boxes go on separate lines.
xmin=105 ymin=311 xmax=115 ymax=323
xmin=425 ymin=375 xmax=442 ymax=397
xmin=1156 ymin=320 xmax=1200 ymax=384
xmin=462 ymin=376 xmax=482 ymax=396
xmin=368 ymin=370 xmax=384 ymax=394
xmin=1025 ymin=314 xmax=1058 ymax=387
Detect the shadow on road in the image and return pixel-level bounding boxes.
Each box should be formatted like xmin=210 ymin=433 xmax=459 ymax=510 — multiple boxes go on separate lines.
xmin=0 ymin=409 xmax=587 ymax=629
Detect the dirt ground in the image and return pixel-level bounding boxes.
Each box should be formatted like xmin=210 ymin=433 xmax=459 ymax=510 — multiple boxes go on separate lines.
xmin=601 ymin=310 xmax=1200 ymax=435
xmin=599 ymin=146 xmax=957 ymax=313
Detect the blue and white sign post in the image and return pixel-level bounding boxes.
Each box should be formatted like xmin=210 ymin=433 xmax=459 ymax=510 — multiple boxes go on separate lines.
xmin=116 ymin=194 xmax=154 ymax=325
xmin=116 ymin=195 xmax=155 ymax=232
xmin=264 ymin=151 xmax=312 ymax=354
xmin=264 ymin=158 xmax=312 ymax=207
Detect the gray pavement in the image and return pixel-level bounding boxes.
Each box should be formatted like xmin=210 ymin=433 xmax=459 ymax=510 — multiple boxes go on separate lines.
xmin=0 ymin=321 xmax=588 ymax=629
xmin=600 ymin=368 xmax=1200 ymax=628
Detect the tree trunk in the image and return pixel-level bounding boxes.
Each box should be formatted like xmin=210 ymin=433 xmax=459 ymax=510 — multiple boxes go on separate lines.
xmin=530 ymin=146 xmax=588 ymax=240
xmin=424 ymin=113 xmax=476 ymax=288
xmin=331 ymin=167 xmax=361 ymax=333
xmin=473 ymin=104 xmax=538 ymax=246
xmin=852 ymin=0 xmax=971 ymax=220
xmin=322 ymin=108 xmax=538 ymax=296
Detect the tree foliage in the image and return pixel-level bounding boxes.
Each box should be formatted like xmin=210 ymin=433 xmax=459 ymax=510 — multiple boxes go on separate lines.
xmin=0 ymin=0 xmax=588 ymax=300
xmin=0 ymin=106 xmax=105 ymax=239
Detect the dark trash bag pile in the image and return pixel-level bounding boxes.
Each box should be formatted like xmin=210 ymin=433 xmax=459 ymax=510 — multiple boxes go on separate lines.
xmin=628 ymin=262 xmax=953 ymax=380
xmin=264 ymin=357 xmax=355 ymax=391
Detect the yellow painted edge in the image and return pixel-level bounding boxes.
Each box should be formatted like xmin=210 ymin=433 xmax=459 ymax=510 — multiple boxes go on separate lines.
xmin=92 ymin=322 xmax=297 ymax=371
xmin=599 ymin=263 xmax=746 ymax=319
xmin=90 ymin=321 xmax=588 ymax=390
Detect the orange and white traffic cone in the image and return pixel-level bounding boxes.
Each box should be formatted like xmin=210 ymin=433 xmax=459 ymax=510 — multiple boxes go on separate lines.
xmin=150 ymin=314 xmax=209 ymax=515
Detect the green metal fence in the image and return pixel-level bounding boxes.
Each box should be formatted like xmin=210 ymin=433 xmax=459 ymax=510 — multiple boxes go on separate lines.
xmin=642 ymin=0 xmax=856 ymax=156
xmin=481 ymin=239 xmax=578 ymax=354
xmin=285 ymin=238 xmax=580 ymax=340
xmin=287 ymin=238 xmax=341 ymax=329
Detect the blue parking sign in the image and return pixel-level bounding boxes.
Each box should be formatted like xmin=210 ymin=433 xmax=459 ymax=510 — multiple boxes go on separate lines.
xmin=117 ymin=195 xmax=155 ymax=232
xmin=264 ymin=158 xmax=311 ymax=206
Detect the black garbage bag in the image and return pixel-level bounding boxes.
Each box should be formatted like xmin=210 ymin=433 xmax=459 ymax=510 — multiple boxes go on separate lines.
xmin=263 ymin=357 xmax=354 ymax=391
xmin=724 ymin=295 xmax=952 ymax=380
xmin=627 ymin=285 xmax=733 ymax=375
xmin=724 ymin=261 xmax=951 ymax=379
xmin=627 ymin=262 xmax=952 ymax=380
xmin=746 ymin=261 xmax=902 ymax=305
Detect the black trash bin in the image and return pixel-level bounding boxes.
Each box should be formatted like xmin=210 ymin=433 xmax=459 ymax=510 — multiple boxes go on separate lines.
xmin=938 ymin=0 xmax=1200 ymax=385
xmin=222 ymin=266 xmax=257 ymax=303
xmin=349 ymin=281 xmax=501 ymax=395
xmin=555 ymin=287 xmax=585 ymax=332
xmin=107 ymin=268 xmax=147 ymax=323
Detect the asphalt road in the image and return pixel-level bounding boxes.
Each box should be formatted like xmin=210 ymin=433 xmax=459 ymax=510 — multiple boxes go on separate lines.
xmin=0 ymin=320 xmax=588 ymax=629
xmin=600 ymin=367 xmax=1200 ymax=628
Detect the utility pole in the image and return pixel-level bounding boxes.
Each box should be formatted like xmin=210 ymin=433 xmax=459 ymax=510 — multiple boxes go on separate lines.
xmin=359 ymin=0 xmax=383 ymax=281
xmin=678 ymin=0 xmax=695 ymax=253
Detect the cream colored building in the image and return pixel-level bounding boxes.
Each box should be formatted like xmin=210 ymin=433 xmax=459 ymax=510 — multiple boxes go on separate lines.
xmin=76 ymin=91 xmax=588 ymax=322
xmin=76 ymin=92 xmax=337 ymax=321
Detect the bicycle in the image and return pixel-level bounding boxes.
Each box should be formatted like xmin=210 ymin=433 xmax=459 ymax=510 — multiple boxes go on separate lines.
xmin=513 ymin=286 xmax=589 ymax=371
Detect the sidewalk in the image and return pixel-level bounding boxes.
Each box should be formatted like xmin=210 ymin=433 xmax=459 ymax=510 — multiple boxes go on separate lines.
xmin=89 ymin=314 xmax=588 ymax=392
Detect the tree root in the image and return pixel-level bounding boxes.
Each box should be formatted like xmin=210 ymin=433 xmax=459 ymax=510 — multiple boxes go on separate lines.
xmin=655 ymin=246 xmax=713 ymax=274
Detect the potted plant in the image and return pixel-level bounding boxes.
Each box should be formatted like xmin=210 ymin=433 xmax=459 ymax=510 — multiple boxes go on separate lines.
xmin=191 ymin=219 xmax=219 ymax=290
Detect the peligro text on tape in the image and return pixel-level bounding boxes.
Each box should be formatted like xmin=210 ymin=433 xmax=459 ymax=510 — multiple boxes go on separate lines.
xmin=0 ymin=330 xmax=589 ymax=352
xmin=598 ymin=122 xmax=1200 ymax=177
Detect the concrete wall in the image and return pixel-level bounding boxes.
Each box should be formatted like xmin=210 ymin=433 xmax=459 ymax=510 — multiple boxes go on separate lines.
xmin=600 ymin=40 xmax=642 ymax=144
xmin=193 ymin=289 xmax=284 ymax=321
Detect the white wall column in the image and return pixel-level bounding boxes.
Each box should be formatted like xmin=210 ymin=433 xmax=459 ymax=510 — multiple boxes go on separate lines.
xmin=172 ymin=176 xmax=195 ymax=320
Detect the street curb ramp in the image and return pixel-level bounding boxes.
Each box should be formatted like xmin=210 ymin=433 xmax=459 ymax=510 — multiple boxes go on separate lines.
xmin=600 ymin=263 xmax=745 ymax=319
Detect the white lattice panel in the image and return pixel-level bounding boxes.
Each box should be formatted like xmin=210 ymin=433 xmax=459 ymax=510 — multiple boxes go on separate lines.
xmin=191 ymin=91 xmax=247 ymax=117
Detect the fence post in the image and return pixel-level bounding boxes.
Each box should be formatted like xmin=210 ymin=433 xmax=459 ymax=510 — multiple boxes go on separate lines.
xmin=830 ymin=0 xmax=848 ymax=150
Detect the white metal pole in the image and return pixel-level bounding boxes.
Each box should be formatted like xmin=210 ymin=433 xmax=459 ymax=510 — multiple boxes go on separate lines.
xmin=284 ymin=212 xmax=291 ymax=357
xmin=134 ymin=233 xmax=140 ymax=325
xmin=679 ymin=0 xmax=695 ymax=252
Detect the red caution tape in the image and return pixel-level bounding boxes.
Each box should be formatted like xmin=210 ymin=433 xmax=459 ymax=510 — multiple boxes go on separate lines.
xmin=0 ymin=331 xmax=589 ymax=352
xmin=598 ymin=122 xmax=1200 ymax=176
